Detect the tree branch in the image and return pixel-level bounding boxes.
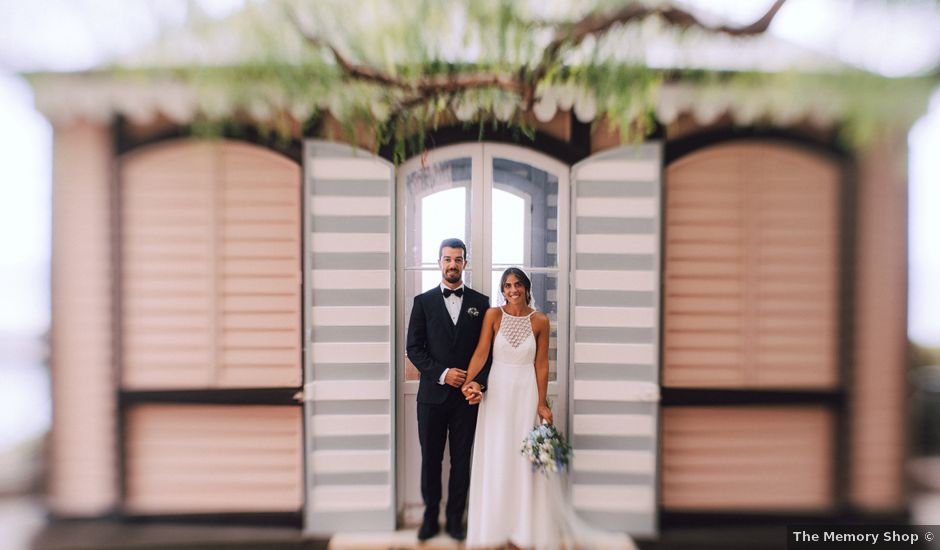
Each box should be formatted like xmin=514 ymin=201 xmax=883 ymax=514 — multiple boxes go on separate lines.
xmin=550 ymin=0 xmax=787 ymax=56
xmin=527 ymin=0 xmax=789 ymax=106
xmin=289 ymin=0 xmax=789 ymax=115
xmin=290 ymin=9 xmax=521 ymax=97
xmin=294 ymin=30 xmax=413 ymax=90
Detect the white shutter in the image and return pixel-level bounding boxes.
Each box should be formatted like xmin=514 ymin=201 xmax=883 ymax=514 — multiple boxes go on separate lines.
xmin=569 ymin=144 xmax=662 ymax=537
xmin=303 ymin=141 xmax=395 ymax=534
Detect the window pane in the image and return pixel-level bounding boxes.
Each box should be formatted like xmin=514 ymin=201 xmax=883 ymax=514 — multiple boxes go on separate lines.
xmin=491 ymin=157 xmax=559 ymax=269
xmin=405 ymin=157 xmax=471 ymax=267
xmin=492 ymin=188 xmax=525 ymax=265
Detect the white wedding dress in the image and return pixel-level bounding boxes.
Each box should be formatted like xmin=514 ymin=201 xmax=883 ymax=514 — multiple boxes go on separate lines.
xmin=466 ymin=307 xmax=637 ymax=550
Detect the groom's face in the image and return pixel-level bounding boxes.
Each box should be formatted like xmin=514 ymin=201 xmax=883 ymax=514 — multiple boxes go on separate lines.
xmin=439 ymin=246 xmax=466 ymax=285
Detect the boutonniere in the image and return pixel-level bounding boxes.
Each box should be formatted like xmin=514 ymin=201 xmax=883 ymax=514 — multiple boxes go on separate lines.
xmin=467 ymin=307 xmax=480 ymax=318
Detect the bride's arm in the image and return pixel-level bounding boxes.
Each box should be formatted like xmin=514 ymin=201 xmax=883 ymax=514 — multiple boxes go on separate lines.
xmin=463 ymin=308 xmax=499 ymax=388
xmin=533 ymin=312 xmax=553 ymax=424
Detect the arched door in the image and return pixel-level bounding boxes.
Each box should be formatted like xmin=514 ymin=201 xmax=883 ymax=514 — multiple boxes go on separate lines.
xmin=395 ymin=144 xmax=570 ymax=525
xmin=120 ymin=139 xmax=303 ymax=514
xmin=661 ymin=141 xmax=841 ymax=512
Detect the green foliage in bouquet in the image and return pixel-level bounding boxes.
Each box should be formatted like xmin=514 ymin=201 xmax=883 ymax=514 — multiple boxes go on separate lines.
xmin=521 ymin=422 xmax=573 ymax=475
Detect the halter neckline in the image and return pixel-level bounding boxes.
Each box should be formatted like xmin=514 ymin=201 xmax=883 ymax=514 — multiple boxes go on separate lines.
xmin=500 ymin=305 xmax=535 ymax=318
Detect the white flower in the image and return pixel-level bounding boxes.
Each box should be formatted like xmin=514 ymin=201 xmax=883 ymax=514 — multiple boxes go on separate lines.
xmin=521 ymin=423 xmax=572 ymax=475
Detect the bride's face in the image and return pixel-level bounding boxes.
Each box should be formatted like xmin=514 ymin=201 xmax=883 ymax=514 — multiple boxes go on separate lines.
xmin=502 ymin=274 xmax=527 ymax=306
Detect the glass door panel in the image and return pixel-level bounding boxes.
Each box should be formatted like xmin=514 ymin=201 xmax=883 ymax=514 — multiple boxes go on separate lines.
xmin=396 ymin=144 xmax=568 ymax=525
xmin=404 ymin=157 xmax=472 ymax=268
xmin=486 ymin=149 xmax=568 ymax=430
xmin=397 ymin=146 xmax=480 ymax=527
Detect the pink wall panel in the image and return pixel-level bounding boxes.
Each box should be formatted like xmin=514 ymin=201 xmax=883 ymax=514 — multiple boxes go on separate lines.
xmin=850 ymin=137 xmax=908 ymax=512
xmin=49 ymin=122 xmax=118 ymax=515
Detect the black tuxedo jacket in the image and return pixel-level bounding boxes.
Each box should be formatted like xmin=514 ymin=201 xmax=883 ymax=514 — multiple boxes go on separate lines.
xmin=406 ymin=286 xmax=491 ymax=404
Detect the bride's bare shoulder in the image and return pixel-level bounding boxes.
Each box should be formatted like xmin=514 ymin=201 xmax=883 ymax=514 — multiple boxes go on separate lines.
xmin=532 ymin=311 xmax=551 ymax=329
xmin=484 ymin=307 xmax=502 ymax=319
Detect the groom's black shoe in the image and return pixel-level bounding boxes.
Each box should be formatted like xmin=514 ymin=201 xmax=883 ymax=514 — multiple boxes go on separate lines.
xmin=446 ymin=524 xmax=466 ymax=541
xmin=417 ymin=518 xmax=440 ymax=541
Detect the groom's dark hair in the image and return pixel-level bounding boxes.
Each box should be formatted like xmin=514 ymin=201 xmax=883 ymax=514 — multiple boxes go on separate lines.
xmin=439 ymin=238 xmax=467 ymax=259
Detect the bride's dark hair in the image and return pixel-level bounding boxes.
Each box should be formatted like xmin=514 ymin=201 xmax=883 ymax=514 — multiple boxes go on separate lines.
xmin=499 ymin=267 xmax=532 ymax=306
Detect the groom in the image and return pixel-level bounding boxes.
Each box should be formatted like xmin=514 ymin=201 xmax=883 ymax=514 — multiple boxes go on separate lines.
xmin=406 ymin=237 xmax=490 ymax=541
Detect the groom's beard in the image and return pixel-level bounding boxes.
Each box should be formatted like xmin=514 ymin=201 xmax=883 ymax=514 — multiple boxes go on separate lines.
xmin=444 ymin=270 xmax=461 ymax=284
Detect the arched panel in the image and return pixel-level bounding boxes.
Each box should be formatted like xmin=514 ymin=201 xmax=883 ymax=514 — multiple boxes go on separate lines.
xmin=664 ymin=142 xmax=840 ymax=389
xmin=120 ymin=139 xmax=302 ymax=389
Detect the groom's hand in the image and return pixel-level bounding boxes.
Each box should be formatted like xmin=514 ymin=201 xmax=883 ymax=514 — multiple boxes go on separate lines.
xmin=444 ymin=368 xmax=467 ymax=387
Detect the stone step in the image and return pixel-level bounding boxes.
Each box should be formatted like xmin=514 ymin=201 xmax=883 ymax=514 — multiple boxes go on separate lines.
xmin=329 ymin=529 xmax=462 ymax=550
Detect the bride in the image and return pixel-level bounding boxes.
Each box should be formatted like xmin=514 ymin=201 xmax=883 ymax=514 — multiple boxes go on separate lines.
xmin=461 ymin=267 xmax=637 ymax=550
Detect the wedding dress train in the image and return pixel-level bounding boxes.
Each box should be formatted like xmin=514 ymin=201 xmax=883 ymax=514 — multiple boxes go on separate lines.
xmin=466 ymin=307 xmax=637 ymax=550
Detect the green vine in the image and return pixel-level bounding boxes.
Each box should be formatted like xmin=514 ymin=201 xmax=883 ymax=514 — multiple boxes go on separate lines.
xmin=26 ymin=0 xmax=939 ymax=158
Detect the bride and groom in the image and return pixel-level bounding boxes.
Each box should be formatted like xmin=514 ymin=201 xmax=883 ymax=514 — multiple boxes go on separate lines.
xmin=406 ymin=238 xmax=636 ymax=549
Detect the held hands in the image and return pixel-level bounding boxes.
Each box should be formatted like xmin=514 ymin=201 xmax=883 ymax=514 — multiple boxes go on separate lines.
xmin=537 ymin=403 xmax=553 ymax=425
xmin=462 ymin=381 xmax=483 ymax=405
xmin=444 ymin=368 xmax=467 ymax=387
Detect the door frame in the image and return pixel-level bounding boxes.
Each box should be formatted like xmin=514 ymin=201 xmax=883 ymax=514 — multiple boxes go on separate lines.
xmin=394 ymin=142 xmax=571 ymax=524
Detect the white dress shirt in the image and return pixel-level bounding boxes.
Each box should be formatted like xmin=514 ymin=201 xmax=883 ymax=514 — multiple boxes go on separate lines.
xmin=438 ymin=282 xmax=464 ymax=384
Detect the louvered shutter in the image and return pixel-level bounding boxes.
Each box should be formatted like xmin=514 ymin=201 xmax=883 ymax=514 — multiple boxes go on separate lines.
xmin=218 ymin=143 xmax=302 ymax=387
xmin=124 ymin=404 xmax=303 ymax=513
xmin=304 ymin=141 xmax=395 ymax=534
xmin=122 ymin=142 xmax=215 ymax=388
xmin=121 ymin=140 xmax=301 ymax=389
xmin=569 ymin=144 xmax=662 ymax=538
xmin=663 ymin=142 xmax=838 ymax=388
xmin=662 ymin=406 xmax=834 ymax=510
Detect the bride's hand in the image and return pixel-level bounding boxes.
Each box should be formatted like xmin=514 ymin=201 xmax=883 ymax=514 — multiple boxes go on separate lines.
xmin=537 ymin=404 xmax=553 ymax=425
xmin=462 ymin=381 xmax=482 ymax=405
xmin=461 ymin=383 xmax=477 ymax=399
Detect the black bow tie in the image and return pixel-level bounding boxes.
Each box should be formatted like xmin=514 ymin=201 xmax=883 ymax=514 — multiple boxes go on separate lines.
xmin=443 ymin=287 xmax=464 ymax=298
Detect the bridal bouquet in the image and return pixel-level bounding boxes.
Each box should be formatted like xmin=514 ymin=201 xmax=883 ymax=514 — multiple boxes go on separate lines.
xmin=521 ymin=422 xmax=572 ymax=475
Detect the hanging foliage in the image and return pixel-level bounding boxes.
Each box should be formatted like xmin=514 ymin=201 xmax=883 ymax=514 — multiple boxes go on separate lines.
xmin=26 ymin=0 xmax=939 ymax=160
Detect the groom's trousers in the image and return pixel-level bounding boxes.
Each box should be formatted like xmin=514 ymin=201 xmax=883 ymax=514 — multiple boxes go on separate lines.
xmin=417 ymin=388 xmax=479 ymax=527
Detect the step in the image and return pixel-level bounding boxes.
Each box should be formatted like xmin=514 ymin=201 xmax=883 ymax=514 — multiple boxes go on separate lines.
xmin=329 ymin=529 xmax=463 ymax=550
